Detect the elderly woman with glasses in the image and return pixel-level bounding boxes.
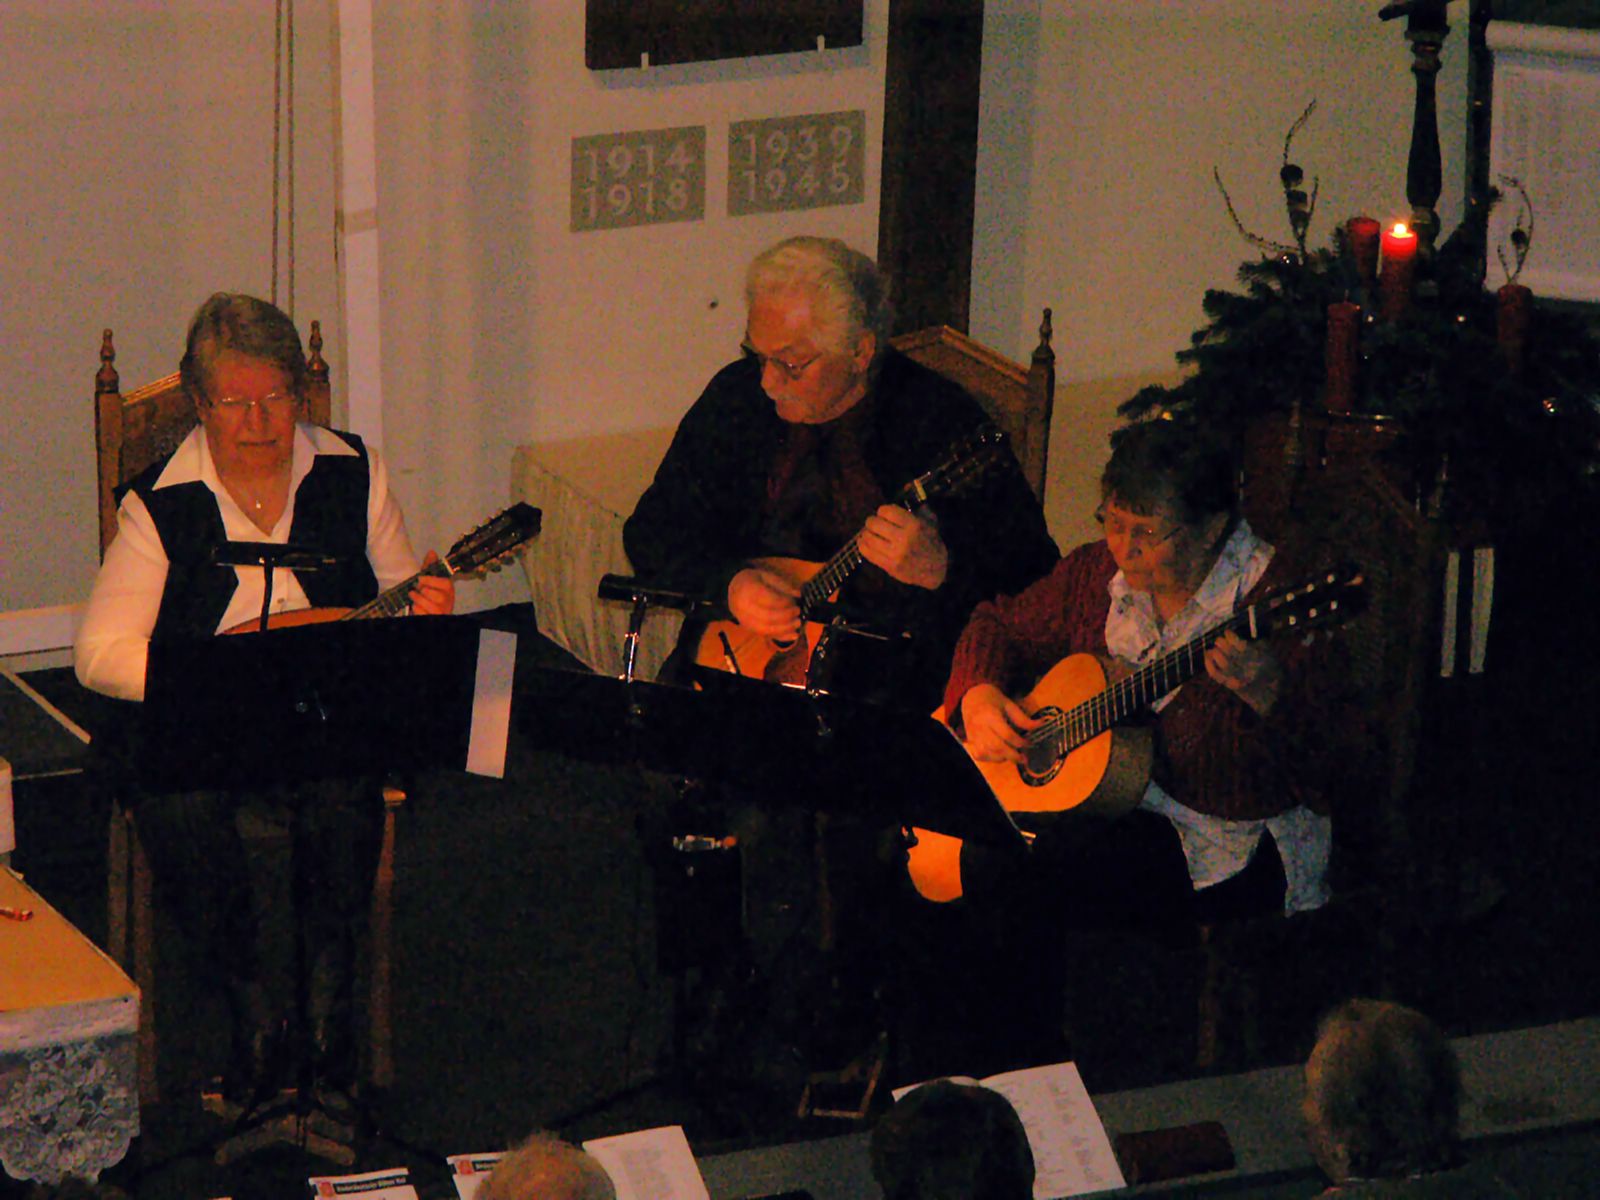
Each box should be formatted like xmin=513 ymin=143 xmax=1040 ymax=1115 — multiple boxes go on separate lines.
xmin=897 ymin=417 xmax=1365 ymax=1079
xmin=75 ymin=292 xmax=453 ymax=1110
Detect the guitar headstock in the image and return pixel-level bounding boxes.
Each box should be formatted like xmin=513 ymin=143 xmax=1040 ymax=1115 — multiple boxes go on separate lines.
xmin=904 ymin=425 xmax=1010 ymax=505
xmin=444 ymin=502 xmax=543 ymax=577
xmin=1248 ymin=563 xmax=1367 ymax=640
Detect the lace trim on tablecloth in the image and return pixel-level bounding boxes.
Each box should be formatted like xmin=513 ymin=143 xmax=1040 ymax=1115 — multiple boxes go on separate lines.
xmin=0 ymin=1033 xmax=138 ymax=1185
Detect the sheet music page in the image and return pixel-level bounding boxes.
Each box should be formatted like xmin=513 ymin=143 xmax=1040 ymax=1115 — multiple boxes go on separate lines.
xmin=446 ymin=1151 xmax=506 ymax=1200
xmin=982 ymin=1062 xmax=1126 ymax=1197
xmin=307 ymin=1167 xmax=419 ymax=1199
xmin=894 ymin=1062 xmax=1126 ymax=1198
xmin=582 ymin=1124 xmax=710 ymax=1200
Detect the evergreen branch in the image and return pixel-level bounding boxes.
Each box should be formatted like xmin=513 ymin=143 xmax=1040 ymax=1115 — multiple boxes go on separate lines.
xmin=1213 ymin=167 xmax=1296 ymax=257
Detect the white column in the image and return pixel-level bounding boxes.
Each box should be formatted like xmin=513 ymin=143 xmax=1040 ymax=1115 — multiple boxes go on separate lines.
xmin=332 ymin=0 xmax=385 ymax=444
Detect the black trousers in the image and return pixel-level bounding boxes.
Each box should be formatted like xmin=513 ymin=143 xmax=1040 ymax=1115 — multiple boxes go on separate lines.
xmin=131 ymin=776 xmax=384 ymax=985
xmin=892 ymin=809 xmax=1287 ymax=1079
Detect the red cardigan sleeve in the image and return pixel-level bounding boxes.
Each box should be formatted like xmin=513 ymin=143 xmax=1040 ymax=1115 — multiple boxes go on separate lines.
xmin=942 ymin=542 xmax=1116 ymax=720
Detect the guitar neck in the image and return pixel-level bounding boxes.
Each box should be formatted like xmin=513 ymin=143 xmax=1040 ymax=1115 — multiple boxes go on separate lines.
xmin=796 ymin=484 xmax=922 ymax=619
xmin=799 ymin=535 xmax=867 ymax=619
xmin=1057 ymin=612 xmax=1243 ymax=749
xmin=341 ymin=559 xmax=451 ymax=622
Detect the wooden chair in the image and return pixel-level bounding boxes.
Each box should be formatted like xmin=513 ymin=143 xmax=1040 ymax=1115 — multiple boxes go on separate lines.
xmin=891 ymin=309 xmax=1056 ymax=502
xmin=94 ymin=322 xmax=402 ymax=1103
xmin=1191 ymin=417 xmax=1429 ymax=1070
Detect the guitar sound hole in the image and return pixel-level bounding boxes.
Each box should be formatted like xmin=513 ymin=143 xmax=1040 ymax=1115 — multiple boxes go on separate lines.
xmin=1018 ymin=706 xmax=1065 ymax=787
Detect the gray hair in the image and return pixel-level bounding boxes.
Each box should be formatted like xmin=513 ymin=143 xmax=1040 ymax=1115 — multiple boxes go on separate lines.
xmin=745 ymin=235 xmax=894 ymax=358
xmin=180 ymin=292 xmax=308 ymax=406
xmin=1304 ymin=998 xmax=1462 ymax=1181
xmin=474 ymin=1131 xmax=616 ymax=1200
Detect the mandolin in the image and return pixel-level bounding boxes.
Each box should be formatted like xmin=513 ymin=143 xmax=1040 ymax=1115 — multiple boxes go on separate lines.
xmin=905 ymin=563 xmax=1366 ymax=902
xmin=221 ymin=502 xmax=541 ymax=634
xmin=693 ymin=426 xmax=1009 ymax=686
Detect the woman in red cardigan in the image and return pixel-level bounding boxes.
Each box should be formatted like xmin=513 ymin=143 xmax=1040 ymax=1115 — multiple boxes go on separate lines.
xmin=899 ymin=418 xmax=1363 ymax=1078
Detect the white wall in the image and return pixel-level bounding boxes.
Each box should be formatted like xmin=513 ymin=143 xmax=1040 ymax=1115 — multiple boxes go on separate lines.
xmin=974 ymin=0 xmax=1469 ymax=546
xmin=365 ymin=2 xmax=888 ymax=615
xmin=1 ymin=0 xmax=1473 ymax=644
xmin=0 ymin=0 xmax=888 ymax=638
xmin=0 ymin=1 xmax=340 ymax=619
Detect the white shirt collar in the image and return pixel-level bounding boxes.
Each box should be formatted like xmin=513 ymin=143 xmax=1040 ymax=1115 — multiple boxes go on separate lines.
xmin=150 ymin=422 xmax=354 ymax=493
xmin=1104 ymin=517 xmax=1274 ymax=666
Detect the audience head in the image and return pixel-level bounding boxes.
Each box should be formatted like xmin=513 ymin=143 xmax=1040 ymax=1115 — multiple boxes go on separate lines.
xmin=1302 ymin=998 xmax=1463 ymax=1185
xmin=475 ymin=1130 xmax=616 ymax=1200
xmin=745 ymin=235 xmax=893 ymax=360
xmin=180 ymin=291 xmax=309 ymax=407
xmin=870 ymin=1078 xmax=1035 ymax=1200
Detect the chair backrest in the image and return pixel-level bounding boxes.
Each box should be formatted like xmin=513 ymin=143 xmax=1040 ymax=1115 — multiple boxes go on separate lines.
xmin=94 ymin=320 xmax=331 ymax=557
xmin=890 ymin=309 xmax=1055 ymax=501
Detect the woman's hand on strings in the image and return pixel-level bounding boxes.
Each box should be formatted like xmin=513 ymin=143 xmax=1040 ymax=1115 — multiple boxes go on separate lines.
xmin=959 ymin=683 xmax=1040 ymax=763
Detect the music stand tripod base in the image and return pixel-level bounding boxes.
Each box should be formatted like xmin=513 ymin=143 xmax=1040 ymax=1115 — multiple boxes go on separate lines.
xmin=200 ymin=1084 xmax=357 ymax=1166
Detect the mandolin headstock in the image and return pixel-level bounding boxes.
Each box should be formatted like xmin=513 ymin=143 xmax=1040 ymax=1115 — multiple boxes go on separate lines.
xmin=902 ymin=425 xmax=1009 ymax=506
xmin=443 ymin=502 xmax=543 ymax=577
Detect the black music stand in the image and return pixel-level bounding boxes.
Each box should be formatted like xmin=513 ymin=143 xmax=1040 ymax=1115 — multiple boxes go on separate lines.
xmin=515 ymin=665 xmax=1024 ymax=850
xmin=136 ymin=616 xmax=484 ymax=1164
xmin=141 ymin=617 xmax=482 ymax=792
xmin=518 ymin=658 xmax=1028 ymax=1127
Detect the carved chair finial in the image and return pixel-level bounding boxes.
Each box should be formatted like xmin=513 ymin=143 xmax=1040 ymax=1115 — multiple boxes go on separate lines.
xmin=307 ymin=319 xmax=327 ymax=382
xmin=96 ymin=328 xmax=119 ymax=395
xmin=1033 ymin=308 xmax=1055 ymax=370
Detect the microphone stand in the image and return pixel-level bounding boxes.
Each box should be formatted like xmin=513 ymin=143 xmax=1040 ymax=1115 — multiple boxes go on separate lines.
xmin=212 ymin=542 xmax=343 ymax=634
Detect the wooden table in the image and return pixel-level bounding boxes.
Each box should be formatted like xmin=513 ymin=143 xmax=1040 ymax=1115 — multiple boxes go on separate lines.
xmin=0 ymin=865 xmax=139 ymax=1185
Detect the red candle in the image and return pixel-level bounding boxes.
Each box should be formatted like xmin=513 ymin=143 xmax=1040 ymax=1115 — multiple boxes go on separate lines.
xmin=1324 ymin=301 xmax=1361 ymax=412
xmin=1497 ymin=282 xmax=1533 ymax=376
xmin=1346 ymin=216 xmax=1381 ymax=289
xmin=1378 ymin=222 xmax=1418 ymax=321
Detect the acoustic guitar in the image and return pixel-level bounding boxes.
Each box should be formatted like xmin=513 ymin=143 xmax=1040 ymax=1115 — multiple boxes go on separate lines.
xmin=221 ymin=501 xmax=542 ymax=633
xmin=905 ymin=563 xmax=1366 ymax=902
xmin=693 ymin=426 xmax=1009 ymax=685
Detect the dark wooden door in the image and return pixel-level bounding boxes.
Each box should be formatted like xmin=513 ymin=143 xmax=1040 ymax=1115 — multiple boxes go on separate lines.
xmin=879 ymin=0 xmax=985 ymax=336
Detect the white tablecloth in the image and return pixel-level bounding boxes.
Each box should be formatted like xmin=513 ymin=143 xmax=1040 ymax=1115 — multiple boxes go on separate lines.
xmin=0 ymin=867 xmax=139 ymax=1185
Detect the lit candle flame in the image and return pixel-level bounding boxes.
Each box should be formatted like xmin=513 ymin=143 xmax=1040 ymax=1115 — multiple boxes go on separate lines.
xmin=1391 ymin=222 xmax=1411 ymax=237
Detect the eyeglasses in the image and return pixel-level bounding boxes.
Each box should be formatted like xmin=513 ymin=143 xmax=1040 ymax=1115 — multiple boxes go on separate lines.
xmin=1094 ymin=505 xmax=1183 ymax=550
xmin=207 ymin=392 xmax=298 ymax=418
xmin=742 ymin=343 xmax=822 ymax=383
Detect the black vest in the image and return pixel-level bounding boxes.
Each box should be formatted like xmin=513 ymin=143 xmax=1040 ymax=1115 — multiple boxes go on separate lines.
xmin=126 ymin=429 xmax=381 ymax=641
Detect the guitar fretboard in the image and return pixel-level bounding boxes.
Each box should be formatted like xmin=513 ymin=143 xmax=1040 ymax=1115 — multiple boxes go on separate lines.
xmin=795 ymin=449 xmax=977 ymax=620
xmin=799 ymin=535 xmax=869 ymax=619
xmin=1036 ymin=612 xmax=1246 ymax=758
xmin=342 ymin=560 xmax=453 ymax=622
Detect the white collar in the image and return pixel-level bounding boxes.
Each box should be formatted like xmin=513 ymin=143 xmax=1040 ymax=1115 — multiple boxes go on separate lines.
xmin=150 ymin=422 xmax=355 ymax=493
xmin=1105 ymin=517 xmax=1274 ymax=666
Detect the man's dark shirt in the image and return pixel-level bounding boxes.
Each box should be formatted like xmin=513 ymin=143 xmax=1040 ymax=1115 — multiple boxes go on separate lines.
xmin=623 ymin=348 xmax=1058 ymax=709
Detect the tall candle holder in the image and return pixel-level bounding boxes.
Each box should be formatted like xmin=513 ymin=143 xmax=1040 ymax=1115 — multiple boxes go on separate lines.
xmin=1380 ymin=0 xmax=1451 ymax=256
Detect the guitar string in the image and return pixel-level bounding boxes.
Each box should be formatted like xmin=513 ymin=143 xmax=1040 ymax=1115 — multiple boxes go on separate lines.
xmin=340 ymin=526 xmax=527 ymax=621
xmin=796 ymin=437 xmax=993 ymax=621
xmin=1026 ymin=578 xmax=1336 ymax=758
xmin=1032 ymin=617 xmax=1237 ymax=761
